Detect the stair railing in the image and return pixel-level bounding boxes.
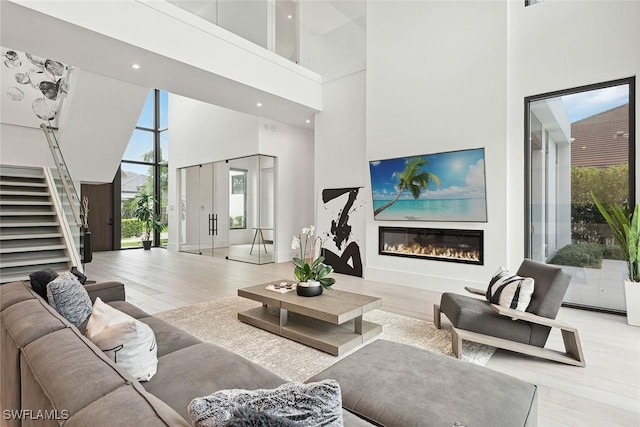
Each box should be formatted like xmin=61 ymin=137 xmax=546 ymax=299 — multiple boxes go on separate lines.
xmin=40 ymin=123 xmax=86 ymax=270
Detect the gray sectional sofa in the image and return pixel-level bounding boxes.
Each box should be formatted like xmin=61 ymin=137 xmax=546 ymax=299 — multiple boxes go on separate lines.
xmin=1 ymin=280 xmax=538 ymax=426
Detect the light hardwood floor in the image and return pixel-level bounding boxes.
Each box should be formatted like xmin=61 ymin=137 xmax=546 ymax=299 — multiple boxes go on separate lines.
xmin=88 ymin=249 xmax=640 ymax=427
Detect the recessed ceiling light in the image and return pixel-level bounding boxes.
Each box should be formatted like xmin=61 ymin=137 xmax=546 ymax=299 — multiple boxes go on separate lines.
xmin=288 ymin=15 xmax=292 ymax=19
xmin=256 ymin=102 xmax=262 ymax=107
xmin=131 ymin=64 xmax=140 ymax=70
xmin=305 ymin=119 xmax=311 ymax=123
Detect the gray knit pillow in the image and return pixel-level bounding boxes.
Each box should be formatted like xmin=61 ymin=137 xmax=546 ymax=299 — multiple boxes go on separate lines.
xmin=47 ymin=271 xmax=92 ymax=327
xmin=188 ymin=380 xmax=343 ymax=427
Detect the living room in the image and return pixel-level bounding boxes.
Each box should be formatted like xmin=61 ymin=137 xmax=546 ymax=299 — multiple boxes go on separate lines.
xmin=1 ymin=0 xmax=639 ymax=426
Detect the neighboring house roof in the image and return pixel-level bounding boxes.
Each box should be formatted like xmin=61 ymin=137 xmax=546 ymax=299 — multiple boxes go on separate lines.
xmin=121 ymin=172 xmax=147 ymax=199
xmin=571 ymin=104 xmax=629 ymax=167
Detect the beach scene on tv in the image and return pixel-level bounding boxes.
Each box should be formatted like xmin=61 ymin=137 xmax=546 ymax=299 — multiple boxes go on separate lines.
xmin=369 ymin=148 xmax=487 ymax=222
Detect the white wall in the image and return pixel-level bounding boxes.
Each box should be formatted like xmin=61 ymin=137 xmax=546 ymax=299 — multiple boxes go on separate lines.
xmin=365 ymin=0 xmax=508 ymax=292
xmin=507 ymin=0 xmax=640 ymax=266
xmin=167 ymin=95 xmax=259 ymax=251
xmin=167 ymin=94 xmax=314 ymax=262
xmin=258 ymin=117 xmax=314 ymax=263
xmin=0 ymin=123 xmax=53 ymax=168
xmin=314 ymin=70 xmax=367 ymax=266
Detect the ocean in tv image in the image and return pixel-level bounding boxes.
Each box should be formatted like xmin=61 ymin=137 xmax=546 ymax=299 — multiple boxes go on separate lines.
xmin=369 ymin=148 xmax=487 ymax=222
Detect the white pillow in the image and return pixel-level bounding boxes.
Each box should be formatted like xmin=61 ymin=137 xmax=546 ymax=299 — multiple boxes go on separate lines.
xmin=86 ymin=297 xmax=158 ymax=381
xmin=486 ymin=266 xmax=535 ymax=312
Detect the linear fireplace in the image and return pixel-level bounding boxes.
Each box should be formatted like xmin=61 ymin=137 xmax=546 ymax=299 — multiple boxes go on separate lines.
xmin=379 ymin=227 xmax=483 ymax=265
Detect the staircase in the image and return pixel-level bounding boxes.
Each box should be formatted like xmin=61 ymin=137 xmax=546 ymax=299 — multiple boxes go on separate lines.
xmin=0 ymin=166 xmax=72 ymax=284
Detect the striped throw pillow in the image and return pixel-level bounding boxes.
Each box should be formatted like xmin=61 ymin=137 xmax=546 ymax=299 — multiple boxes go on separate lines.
xmin=486 ymin=266 xmax=535 ymax=312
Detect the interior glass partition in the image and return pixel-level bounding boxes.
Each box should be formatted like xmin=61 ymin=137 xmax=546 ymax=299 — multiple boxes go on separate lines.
xmin=178 ymin=155 xmax=275 ymax=264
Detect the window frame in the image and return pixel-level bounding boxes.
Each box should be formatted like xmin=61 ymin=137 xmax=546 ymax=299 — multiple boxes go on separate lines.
xmin=523 ymin=77 xmax=636 ymax=258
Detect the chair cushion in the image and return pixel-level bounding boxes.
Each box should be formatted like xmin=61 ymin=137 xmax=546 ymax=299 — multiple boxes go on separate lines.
xmin=516 ymin=259 xmax=571 ymax=319
xmin=440 ymin=292 xmax=533 ymax=344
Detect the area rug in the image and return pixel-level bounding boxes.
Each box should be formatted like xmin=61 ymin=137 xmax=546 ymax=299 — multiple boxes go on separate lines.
xmin=156 ymin=296 xmax=495 ymax=382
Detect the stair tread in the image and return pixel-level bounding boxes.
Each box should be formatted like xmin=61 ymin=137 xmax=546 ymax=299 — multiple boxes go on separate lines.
xmin=0 ymin=244 xmax=66 ymax=254
xmin=0 ymin=233 xmax=63 ymax=240
xmin=0 ymin=211 xmax=56 ymax=216
xmin=0 ymin=200 xmax=53 ymax=206
xmin=1 ymin=257 xmax=71 ymax=268
xmin=0 ymin=181 xmax=47 ymax=187
xmin=0 ymin=190 xmax=50 ymax=196
xmin=1 ymin=222 xmax=59 ymax=227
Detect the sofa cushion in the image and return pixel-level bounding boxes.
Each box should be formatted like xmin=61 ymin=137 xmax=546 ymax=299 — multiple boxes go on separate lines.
xmin=0 ymin=281 xmax=36 ymax=311
xmin=308 ymin=340 xmax=538 ymax=427
xmin=138 ymin=317 xmax=201 ymax=358
xmin=29 ymin=268 xmax=59 ymax=300
xmin=143 ymin=343 xmax=285 ymax=422
xmin=109 ymin=300 xmax=152 ymax=319
xmin=47 ymin=272 xmax=92 ymax=327
xmin=65 ymin=384 xmax=190 ymax=427
xmin=20 ymin=328 xmax=134 ymax=418
xmin=188 ymin=380 xmax=343 ymax=427
xmin=86 ymin=298 xmax=158 ymax=381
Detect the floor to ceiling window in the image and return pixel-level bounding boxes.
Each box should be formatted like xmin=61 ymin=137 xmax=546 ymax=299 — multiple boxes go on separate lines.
xmin=120 ymin=89 xmax=168 ymax=248
xmin=525 ymin=77 xmax=635 ymax=312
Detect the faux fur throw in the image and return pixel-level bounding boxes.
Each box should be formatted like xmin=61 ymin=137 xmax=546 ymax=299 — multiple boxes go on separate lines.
xmin=188 ymin=379 xmax=343 ymax=427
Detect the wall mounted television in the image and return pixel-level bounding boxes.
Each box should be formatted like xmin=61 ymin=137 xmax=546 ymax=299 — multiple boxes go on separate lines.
xmin=369 ymin=147 xmax=487 ymax=222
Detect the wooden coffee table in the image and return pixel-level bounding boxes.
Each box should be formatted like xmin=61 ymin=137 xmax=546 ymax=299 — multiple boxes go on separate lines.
xmin=237 ymin=280 xmax=382 ymax=356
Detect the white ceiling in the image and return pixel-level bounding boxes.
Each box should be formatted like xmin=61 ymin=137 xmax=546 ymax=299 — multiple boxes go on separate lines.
xmin=0 ymin=0 xmax=336 ymax=130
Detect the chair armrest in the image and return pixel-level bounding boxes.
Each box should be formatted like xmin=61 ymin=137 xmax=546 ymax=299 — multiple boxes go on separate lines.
xmin=84 ymin=281 xmax=125 ymax=303
xmin=465 ymin=286 xmax=486 ymax=296
xmin=490 ymin=304 xmax=576 ymax=331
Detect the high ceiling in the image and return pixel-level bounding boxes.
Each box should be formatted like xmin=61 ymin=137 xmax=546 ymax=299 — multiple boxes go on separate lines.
xmin=1 ymin=0 xmax=354 ymax=130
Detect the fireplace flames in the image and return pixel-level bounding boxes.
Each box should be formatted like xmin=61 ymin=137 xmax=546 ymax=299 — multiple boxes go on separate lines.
xmin=382 ymin=242 xmax=480 ymax=262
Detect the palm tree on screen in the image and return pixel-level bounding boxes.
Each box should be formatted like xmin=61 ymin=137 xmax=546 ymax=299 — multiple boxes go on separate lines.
xmin=373 ymin=157 xmax=441 ymax=216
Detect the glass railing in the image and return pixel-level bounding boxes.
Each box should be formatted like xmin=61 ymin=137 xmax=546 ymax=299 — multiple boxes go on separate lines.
xmin=40 ymin=124 xmax=86 ymax=265
xmin=165 ymin=0 xmax=366 ymax=78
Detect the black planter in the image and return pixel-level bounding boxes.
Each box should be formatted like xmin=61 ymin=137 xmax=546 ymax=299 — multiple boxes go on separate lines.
xmin=296 ymin=283 xmax=323 ymax=297
xmin=142 ymin=240 xmax=152 ymax=250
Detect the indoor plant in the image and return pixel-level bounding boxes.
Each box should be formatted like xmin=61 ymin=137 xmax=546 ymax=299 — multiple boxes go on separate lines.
xmin=591 ymin=192 xmax=640 ymax=326
xmin=134 ymin=192 xmax=163 ymax=250
xmin=291 ymin=225 xmax=335 ymax=296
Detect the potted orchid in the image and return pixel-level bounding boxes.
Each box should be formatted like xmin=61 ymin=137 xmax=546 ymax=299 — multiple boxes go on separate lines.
xmin=291 ymin=225 xmax=335 ymax=296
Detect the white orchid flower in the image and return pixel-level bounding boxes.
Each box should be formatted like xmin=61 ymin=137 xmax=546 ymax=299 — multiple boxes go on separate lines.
xmin=310 ymin=225 xmax=316 ymax=235
xmin=291 ymin=236 xmax=300 ymax=250
xmin=302 ymin=227 xmax=310 ymax=235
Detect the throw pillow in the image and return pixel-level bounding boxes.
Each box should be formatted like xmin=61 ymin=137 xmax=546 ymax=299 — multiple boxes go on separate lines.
xmin=46 ymin=271 xmax=92 ymax=327
xmin=226 ymin=406 xmax=302 ymax=427
xmin=188 ymin=379 xmax=343 ymax=427
xmin=486 ymin=266 xmax=535 ymax=312
xmin=70 ymin=266 xmax=87 ymax=284
xmin=85 ymin=297 xmax=158 ymax=381
xmin=29 ymin=268 xmax=59 ymax=299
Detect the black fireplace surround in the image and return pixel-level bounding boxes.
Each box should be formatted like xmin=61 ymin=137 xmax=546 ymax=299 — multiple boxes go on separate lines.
xmin=379 ymin=226 xmax=483 ymax=265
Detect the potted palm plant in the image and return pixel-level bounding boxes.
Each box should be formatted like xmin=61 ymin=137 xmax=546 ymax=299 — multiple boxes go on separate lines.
xmin=591 ymin=192 xmax=640 ymax=326
xmin=134 ymin=192 xmax=163 ymax=250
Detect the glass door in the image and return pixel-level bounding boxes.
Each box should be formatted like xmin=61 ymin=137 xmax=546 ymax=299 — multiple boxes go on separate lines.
xmin=179 ymin=162 xmax=229 ymax=257
xmin=227 ymin=155 xmax=276 ymax=264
